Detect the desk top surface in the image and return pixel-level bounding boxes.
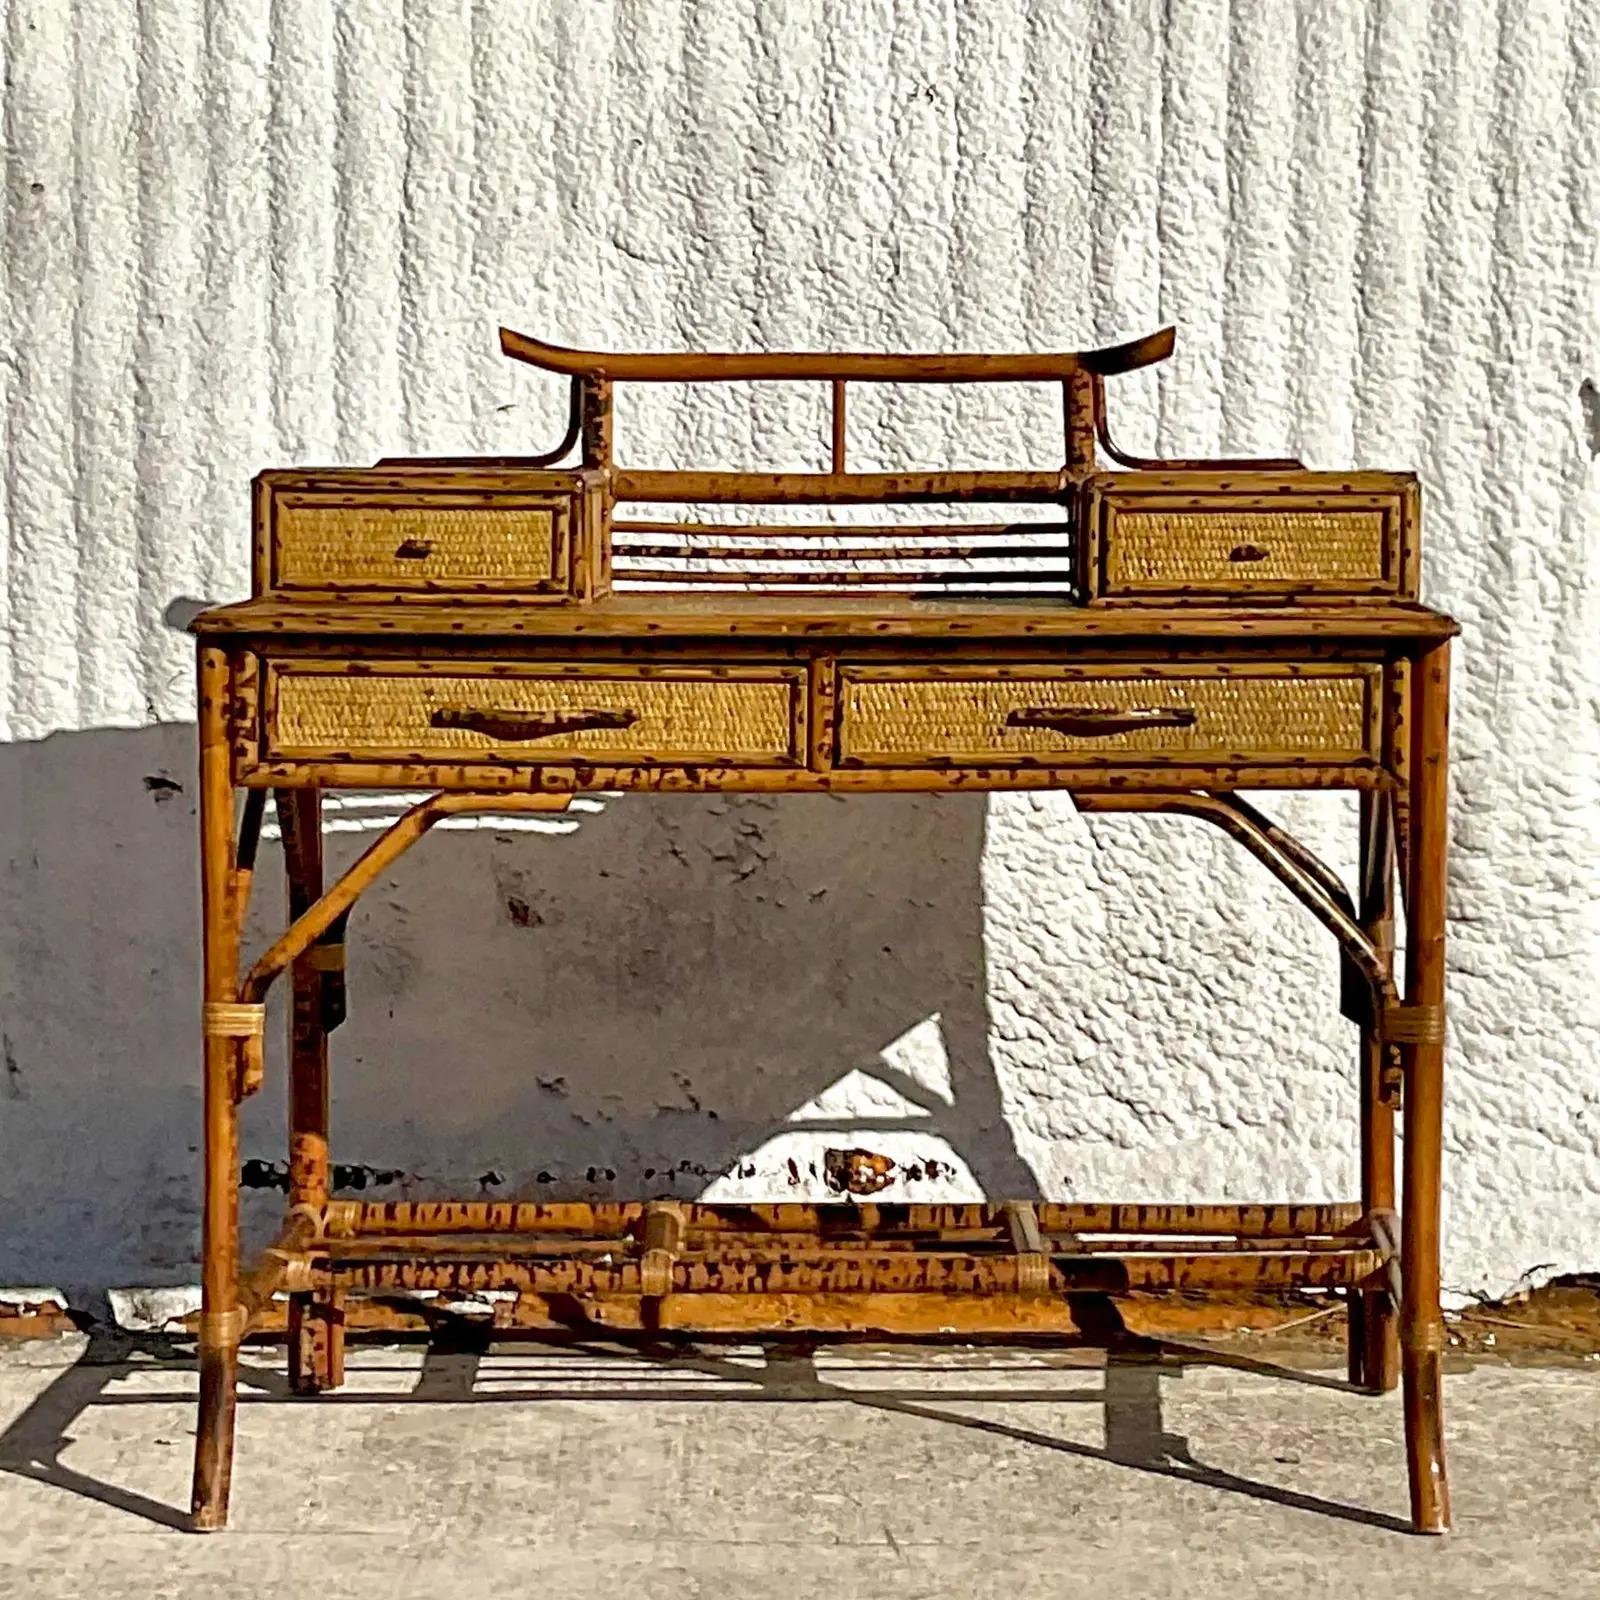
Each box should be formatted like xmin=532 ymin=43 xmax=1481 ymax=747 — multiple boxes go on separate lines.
xmin=193 ymin=594 xmax=1459 ymax=644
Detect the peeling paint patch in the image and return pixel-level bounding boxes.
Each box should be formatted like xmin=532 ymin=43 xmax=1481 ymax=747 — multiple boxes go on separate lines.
xmin=240 ymin=1158 xmax=411 ymax=1192
xmin=505 ymin=895 xmax=540 ymax=928
xmin=1579 ymin=379 xmax=1600 ymax=459
xmin=824 ymin=1147 xmax=897 ymax=1195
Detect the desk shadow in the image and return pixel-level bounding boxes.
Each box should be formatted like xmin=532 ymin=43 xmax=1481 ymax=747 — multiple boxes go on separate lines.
xmin=0 ymin=721 xmax=1035 ymax=1297
xmin=0 ymin=1319 xmax=1412 ymax=1535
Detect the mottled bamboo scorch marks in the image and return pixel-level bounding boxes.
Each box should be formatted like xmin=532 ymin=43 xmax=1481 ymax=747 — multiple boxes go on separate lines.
xmin=187 ymin=324 xmax=1457 ymax=1533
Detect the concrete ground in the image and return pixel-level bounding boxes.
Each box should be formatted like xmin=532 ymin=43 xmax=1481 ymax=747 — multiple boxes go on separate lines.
xmin=1 ymin=1336 xmax=1596 ymax=1598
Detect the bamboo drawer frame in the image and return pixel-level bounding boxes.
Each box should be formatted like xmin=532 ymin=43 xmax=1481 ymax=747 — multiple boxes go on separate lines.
xmin=187 ymin=323 xmax=1458 ymax=1536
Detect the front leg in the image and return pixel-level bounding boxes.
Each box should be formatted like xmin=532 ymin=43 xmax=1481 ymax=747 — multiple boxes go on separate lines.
xmin=191 ymin=647 xmax=248 ymax=1530
xmin=1398 ymin=640 xmax=1452 ymax=1534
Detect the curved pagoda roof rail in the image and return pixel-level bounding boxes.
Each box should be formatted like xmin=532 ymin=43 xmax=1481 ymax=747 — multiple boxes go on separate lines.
xmin=498 ymin=324 xmax=1175 ymax=383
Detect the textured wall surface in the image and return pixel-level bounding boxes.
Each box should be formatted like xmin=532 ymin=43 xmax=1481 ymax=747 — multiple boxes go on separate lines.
xmin=1 ymin=1 xmax=1597 ymax=1302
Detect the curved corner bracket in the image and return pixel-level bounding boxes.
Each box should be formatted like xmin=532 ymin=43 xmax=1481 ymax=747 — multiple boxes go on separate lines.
xmin=378 ymin=374 xmax=584 ymax=471
xmin=522 ymin=374 xmax=584 ymax=467
xmin=1090 ymin=373 xmax=1305 ymax=473
xmin=240 ymin=792 xmax=573 ymax=1004
xmin=1072 ymin=790 xmax=1388 ymax=999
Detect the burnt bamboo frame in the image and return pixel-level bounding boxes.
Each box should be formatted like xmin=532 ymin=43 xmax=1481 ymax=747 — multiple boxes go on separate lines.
xmin=189 ymin=325 xmax=1456 ymax=1536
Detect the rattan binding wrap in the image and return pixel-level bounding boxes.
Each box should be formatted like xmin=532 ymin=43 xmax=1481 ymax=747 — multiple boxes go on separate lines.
xmin=270 ymin=667 xmax=803 ymax=762
xmin=838 ymin=666 xmax=1376 ymax=763
xmin=275 ymin=503 xmax=559 ymax=586
xmin=204 ymin=1000 xmax=267 ymax=1099
xmin=202 ymin=1001 xmax=266 ymax=1038
xmin=1105 ymin=509 xmax=1388 ymax=588
xmin=1382 ymin=1002 xmax=1447 ymax=1045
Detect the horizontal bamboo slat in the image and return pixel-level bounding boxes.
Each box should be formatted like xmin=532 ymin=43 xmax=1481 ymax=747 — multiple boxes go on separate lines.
xmin=613 ymin=470 xmax=1069 ymax=505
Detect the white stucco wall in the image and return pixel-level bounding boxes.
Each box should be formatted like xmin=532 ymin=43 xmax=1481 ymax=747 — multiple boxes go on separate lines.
xmin=1 ymin=0 xmax=1597 ymax=1304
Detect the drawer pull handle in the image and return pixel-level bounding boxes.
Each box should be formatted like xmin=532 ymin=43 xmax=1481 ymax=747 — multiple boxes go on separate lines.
xmin=394 ymin=537 xmax=435 ymax=560
xmin=1006 ymin=705 xmax=1197 ymax=737
xmin=429 ymin=706 xmax=639 ymax=741
xmin=1228 ymin=542 xmax=1271 ymax=563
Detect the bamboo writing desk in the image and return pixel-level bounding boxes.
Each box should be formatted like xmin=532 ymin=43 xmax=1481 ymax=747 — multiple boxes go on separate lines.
xmin=188 ymin=324 xmax=1457 ymax=1532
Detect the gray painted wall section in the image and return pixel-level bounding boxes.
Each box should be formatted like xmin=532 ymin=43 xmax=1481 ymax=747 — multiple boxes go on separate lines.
xmin=1 ymin=1 xmax=1597 ymax=1301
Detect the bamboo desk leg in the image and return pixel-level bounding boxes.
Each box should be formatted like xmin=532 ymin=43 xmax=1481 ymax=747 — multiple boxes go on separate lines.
xmin=280 ymin=787 xmax=345 ymax=1393
xmin=1400 ymin=639 xmax=1452 ymax=1534
xmin=192 ymin=646 xmax=244 ymax=1531
xmin=1350 ymin=789 xmax=1400 ymax=1393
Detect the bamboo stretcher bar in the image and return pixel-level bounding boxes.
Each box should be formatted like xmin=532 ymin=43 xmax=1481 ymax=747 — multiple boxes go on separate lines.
xmin=311 ymin=1230 xmax=1368 ymax=1262
xmin=332 ymin=1198 xmax=1367 ymax=1238
xmin=315 ymin=1248 xmax=1381 ymax=1297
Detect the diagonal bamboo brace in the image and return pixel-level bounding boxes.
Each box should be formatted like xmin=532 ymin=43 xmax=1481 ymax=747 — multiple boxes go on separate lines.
xmin=240 ymin=793 xmax=572 ymax=1005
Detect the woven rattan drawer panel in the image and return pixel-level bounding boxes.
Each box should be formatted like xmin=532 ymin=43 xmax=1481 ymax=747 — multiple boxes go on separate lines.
xmin=265 ymin=662 xmax=805 ymax=766
xmin=1084 ymin=472 xmax=1416 ymax=600
xmin=836 ymin=664 xmax=1378 ymax=768
xmin=256 ymin=469 xmax=607 ymax=599
xmin=275 ymin=501 xmax=563 ymax=588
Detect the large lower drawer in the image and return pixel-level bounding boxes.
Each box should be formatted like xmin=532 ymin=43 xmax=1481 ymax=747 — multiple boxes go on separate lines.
xmin=263 ymin=661 xmax=806 ymax=766
xmin=835 ymin=663 xmax=1379 ymax=768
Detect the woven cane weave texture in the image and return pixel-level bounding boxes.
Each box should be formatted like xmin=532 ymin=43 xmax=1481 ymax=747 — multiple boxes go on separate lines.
xmin=275 ymin=504 xmax=558 ymax=585
xmin=1106 ymin=510 xmax=1387 ymax=587
xmin=271 ymin=669 xmax=799 ymax=760
xmin=840 ymin=668 xmax=1373 ymax=761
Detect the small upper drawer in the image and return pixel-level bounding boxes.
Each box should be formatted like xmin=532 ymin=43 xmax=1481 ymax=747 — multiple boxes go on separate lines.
xmin=836 ymin=663 xmax=1379 ymax=770
xmin=254 ymin=467 xmax=608 ymax=601
xmin=1082 ymin=472 xmax=1418 ymax=601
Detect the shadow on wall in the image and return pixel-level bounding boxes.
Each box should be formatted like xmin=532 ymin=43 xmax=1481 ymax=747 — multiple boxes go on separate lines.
xmin=0 ymin=722 xmax=1036 ymax=1297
